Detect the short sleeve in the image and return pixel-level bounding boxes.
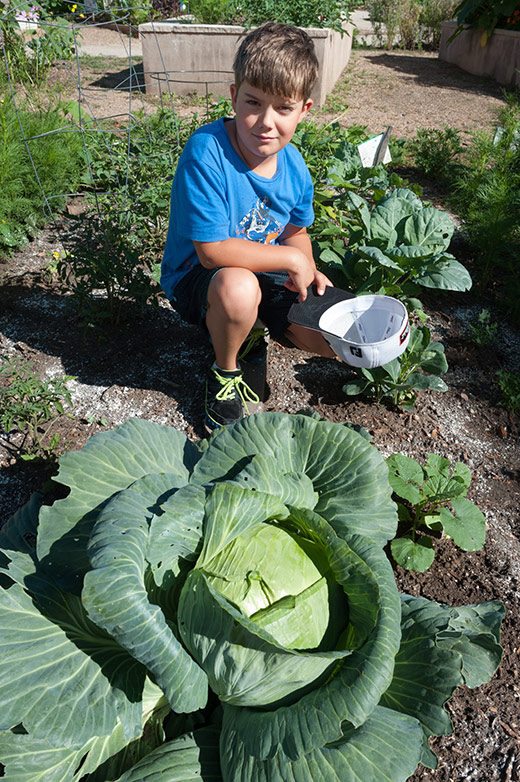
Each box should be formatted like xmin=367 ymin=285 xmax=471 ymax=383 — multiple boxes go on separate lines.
xmin=288 ymin=156 xmax=314 ymax=227
xmin=172 ymin=155 xmax=231 ymax=243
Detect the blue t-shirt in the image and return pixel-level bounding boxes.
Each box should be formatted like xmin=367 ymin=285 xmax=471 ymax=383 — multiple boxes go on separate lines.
xmin=160 ymin=117 xmax=314 ymax=300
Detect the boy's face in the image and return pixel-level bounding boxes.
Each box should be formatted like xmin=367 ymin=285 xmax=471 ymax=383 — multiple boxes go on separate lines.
xmin=230 ymin=81 xmax=312 ymax=169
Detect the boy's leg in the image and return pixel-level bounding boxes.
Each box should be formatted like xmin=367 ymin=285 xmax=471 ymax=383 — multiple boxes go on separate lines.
xmin=206 ymin=267 xmax=262 ymax=370
xmin=204 ymin=267 xmax=264 ymax=431
xmin=284 ymin=323 xmax=336 ymax=358
xmin=256 ymin=271 xmax=336 ymax=358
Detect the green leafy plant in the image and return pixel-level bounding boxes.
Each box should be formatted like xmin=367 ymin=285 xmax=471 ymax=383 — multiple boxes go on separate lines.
xmin=387 ymin=453 xmax=486 ymax=572
xmin=369 ymin=0 xmax=458 ymax=49
xmin=450 ymin=0 xmax=520 ymax=44
xmin=466 ymin=308 xmax=499 ymax=346
xmin=342 ymin=323 xmax=449 ymax=408
xmin=189 ymin=0 xmax=238 ymax=24
xmin=0 ymin=356 xmax=75 ymax=459
xmin=57 ymin=213 xmax=162 ymax=327
xmin=239 ymin=0 xmax=352 ymax=34
xmin=496 ymin=368 xmax=520 ymax=414
xmin=0 ymin=11 xmax=77 ymax=90
xmin=188 ymin=0 xmax=352 ymax=31
xmin=318 ymin=188 xmax=472 ymax=300
xmin=0 ymin=413 xmax=504 ymax=781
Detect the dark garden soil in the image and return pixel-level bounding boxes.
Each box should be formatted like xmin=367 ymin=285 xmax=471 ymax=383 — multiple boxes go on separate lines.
xmin=0 ymin=41 xmax=519 ymax=781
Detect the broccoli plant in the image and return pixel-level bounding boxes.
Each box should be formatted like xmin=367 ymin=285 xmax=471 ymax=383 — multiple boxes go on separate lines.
xmin=0 ymin=413 xmax=503 ymax=782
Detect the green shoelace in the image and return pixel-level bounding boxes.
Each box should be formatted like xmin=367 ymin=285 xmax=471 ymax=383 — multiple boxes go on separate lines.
xmin=238 ymin=327 xmax=268 ymax=361
xmin=214 ymin=371 xmax=260 ymax=413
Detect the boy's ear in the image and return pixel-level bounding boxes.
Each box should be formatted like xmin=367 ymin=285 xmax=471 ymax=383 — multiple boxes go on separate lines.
xmin=230 ymin=83 xmax=237 ymax=110
xmin=298 ymin=98 xmax=313 ymax=122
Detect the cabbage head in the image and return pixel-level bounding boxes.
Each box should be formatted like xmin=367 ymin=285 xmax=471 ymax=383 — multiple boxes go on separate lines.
xmin=0 ymin=412 xmax=504 ymax=782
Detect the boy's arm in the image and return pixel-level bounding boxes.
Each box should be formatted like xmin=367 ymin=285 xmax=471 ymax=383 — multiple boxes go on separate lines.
xmin=193 ymin=235 xmax=318 ymax=301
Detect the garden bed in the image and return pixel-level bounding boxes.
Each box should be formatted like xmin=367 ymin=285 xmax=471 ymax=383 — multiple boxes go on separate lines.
xmin=1 ymin=41 xmax=519 ymax=781
xmin=138 ymin=19 xmax=353 ymax=106
xmin=439 ymin=20 xmax=520 ymax=89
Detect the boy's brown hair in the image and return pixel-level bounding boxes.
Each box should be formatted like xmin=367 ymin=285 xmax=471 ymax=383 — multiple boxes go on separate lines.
xmin=233 ymin=22 xmax=319 ymax=102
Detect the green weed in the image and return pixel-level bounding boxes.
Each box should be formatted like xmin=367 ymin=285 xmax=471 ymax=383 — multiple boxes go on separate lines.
xmin=466 ymin=309 xmax=499 ymax=347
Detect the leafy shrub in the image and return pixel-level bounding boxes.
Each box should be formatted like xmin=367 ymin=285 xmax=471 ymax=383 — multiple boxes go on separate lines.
xmin=407 ymin=126 xmax=464 ymax=184
xmin=369 ymin=0 xmax=459 ymax=48
xmin=151 ymin=0 xmax=183 ymax=20
xmin=0 ymin=11 xmax=76 ymax=88
xmin=189 ymin=0 xmax=352 ymax=31
xmin=317 ymin=188 xmax=471 ymax=301
xmin=238 ymin=0 xmax=351 ymax=33
xmin=451 ymin=0 xmax=520 ymax=43
xmin=387 ymin=453 xmax=486 ymax=571
xmin=0 ymin=413 xmax=505 ymax=781
xmin=451 ymin=98 xmax=520 ymax=316
xmin=57 ymin=212 xmax=162 ymax=326
xmin=189 ymin=0 xmax=238 ymax=24
xmin=417 ymin=0 xmax=460 ymax=47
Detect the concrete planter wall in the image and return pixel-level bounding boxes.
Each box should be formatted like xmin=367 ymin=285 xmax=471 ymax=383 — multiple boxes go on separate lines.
xmin=439 ymin=20 xmax=520 ymax=88
xmin=138 ymin=21 xmax=353 ymax=107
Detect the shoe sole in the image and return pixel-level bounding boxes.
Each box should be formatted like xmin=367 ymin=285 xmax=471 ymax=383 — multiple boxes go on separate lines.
xmin=203 ymin=403 xmax=263 ymax=437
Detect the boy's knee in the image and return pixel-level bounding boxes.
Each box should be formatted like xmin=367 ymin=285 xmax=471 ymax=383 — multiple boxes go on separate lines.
xmin=209 ymin=267 xmax=261 ymax=311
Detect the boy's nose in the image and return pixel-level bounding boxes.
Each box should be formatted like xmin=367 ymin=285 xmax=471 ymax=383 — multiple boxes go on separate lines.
xmin=259 ymin=107 xmax=274 ymax=129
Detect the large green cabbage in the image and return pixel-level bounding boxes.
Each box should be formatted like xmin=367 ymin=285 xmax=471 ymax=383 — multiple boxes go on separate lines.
xmin=0 ymin=413 xmax=504 ymax=782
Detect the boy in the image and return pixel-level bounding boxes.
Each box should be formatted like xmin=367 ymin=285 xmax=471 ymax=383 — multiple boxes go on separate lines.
xmin=161 ymin=21 xmax=335 ymax=432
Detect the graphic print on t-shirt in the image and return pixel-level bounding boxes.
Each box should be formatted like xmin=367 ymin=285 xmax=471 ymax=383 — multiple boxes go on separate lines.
xmin=235 ymin=197 xmax=283 ymax=244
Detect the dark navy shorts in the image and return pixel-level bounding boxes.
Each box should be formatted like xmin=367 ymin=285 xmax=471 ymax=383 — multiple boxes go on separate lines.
xmin=169 ymin=265 xmax=299 ymax=341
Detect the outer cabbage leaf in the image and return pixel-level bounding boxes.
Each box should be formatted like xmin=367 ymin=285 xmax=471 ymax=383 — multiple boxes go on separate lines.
xmin=217 ymin=534 xmax=401 ymax=762
xmin=380 ymin=594 xmax=504 ymax=742
xmin=0 ymin=550 xmax=145 ymax=747
xmin=191 ymin=413 xmax=397 ymax=545
xmin=115 ymin=727 xmax=222 ymax=782
xmin=220 ymin=705 xmax=423 ymax=782
xmin=82 ymin=476 xmax=208 ymax=715
xmin=435 ymin=600 xmax=505 ymax=688
xmin=36 ymin=419 xmax=201 ymax=589
xmin=218 ymin=452 xmax=319 ymax=510
xmin=146 ymin=483 xmax=207 ymax=588
xmin=0 ymin=679 xmax=169 ymax=782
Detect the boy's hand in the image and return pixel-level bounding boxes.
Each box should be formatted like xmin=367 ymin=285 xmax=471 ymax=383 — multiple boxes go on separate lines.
xmin=312 ymin=269 xmax=334 ymax=296
xmin=284 ymin=262 xmax=333 ymax=301
xmin=280 ymin=225 xmax=332 ymax=302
